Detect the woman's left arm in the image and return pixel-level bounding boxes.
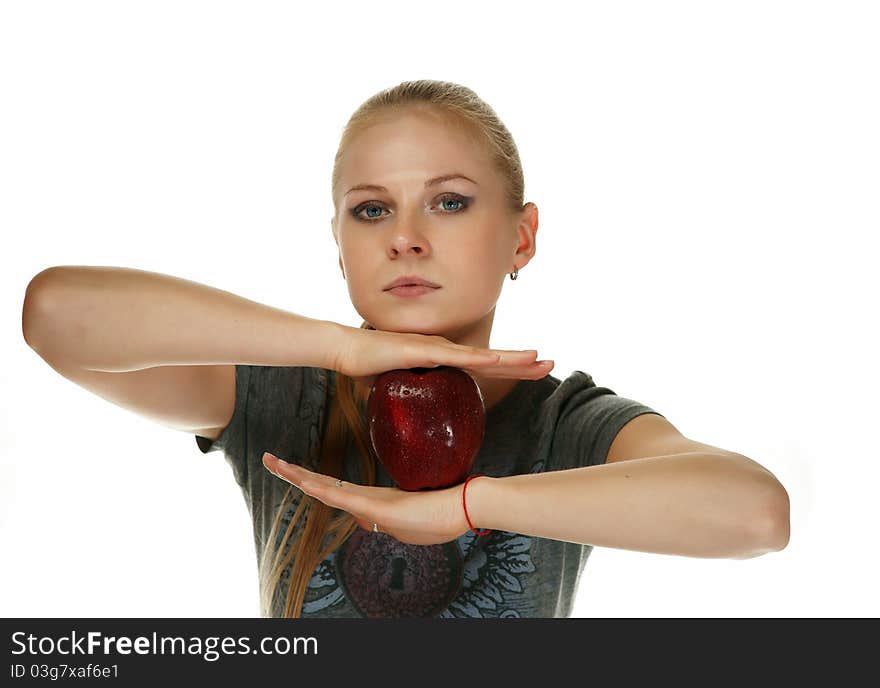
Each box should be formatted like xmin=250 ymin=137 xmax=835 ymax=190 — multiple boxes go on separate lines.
xmin=261 ymin=450 xmax=789 ymax=557
xmin=468 ymin=452 xmax=790 ymax=559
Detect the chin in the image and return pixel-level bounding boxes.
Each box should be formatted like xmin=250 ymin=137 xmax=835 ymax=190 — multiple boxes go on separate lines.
xmin=365 ymin=313 xmax=454 ymax=337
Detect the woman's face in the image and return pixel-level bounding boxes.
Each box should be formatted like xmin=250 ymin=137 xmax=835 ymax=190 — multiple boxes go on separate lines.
xmin=332 ymin=110 xmax=535 ymax=338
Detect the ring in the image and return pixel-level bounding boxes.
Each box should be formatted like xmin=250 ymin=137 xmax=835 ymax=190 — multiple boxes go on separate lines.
xmin=334 ymin=479 xmax=343 ymax=487
xmin=372 ymin=522 xmax=379 ymax=533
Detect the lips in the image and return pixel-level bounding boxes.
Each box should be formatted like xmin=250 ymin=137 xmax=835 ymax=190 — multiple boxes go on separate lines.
xmin=383 ymin=274 xmax=441 ymax=290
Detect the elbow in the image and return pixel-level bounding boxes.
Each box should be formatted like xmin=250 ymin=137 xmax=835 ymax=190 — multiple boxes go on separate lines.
xmin=22 ymin=267 xmax=65 ymax=349
xmin=732 ymin=480 xmax=790 ymax=560
xmin=769 ymin=501 xmax=791 ymax=553
xmin=22 ymin=272 xmax=49 ymax=348
xmin=754 ymin=483 xmax=791 ymax=554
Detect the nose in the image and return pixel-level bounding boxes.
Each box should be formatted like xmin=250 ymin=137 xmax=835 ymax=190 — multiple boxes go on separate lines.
xmin=387 ymin=216 xmax=431 ymax=259
xmin=390 ymin=240 xmax=425 ymax=257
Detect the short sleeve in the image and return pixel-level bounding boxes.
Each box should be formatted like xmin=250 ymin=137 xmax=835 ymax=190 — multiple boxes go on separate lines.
xmin=195 ymin=365 xmax=251 ymax=455
xmin=547 ymin=372 xmax=664 ymax=472
xmin=193 ymin=364 xmax=327 ymax=494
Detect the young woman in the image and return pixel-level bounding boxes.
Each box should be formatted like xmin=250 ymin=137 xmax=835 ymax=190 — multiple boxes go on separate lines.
xmin=22 ymin=79 xmax=790 ymax=619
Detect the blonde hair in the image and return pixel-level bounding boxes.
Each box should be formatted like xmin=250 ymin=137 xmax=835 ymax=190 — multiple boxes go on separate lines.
xmin=259 ymin=79 xmax=527 ymax=617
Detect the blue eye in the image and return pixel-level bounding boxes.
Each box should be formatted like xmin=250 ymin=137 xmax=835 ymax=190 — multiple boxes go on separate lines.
xmin=439 ymin=196 xmax=464 ymax=212
xmin=350 ymin=193 xmax=472 ymax=222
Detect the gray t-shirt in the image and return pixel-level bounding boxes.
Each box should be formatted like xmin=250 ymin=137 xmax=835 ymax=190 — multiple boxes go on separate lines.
xmin=195 ymin=365 xmax=663 ymax=618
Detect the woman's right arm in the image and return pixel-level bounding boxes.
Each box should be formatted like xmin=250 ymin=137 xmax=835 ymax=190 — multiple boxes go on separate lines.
xmin=21 ymin=265 xmax=546 ymax=436
xmin=22 ymin=265 xmax=344 ymax=372
xmin=21 ymin=265 xmax=347 ymax=436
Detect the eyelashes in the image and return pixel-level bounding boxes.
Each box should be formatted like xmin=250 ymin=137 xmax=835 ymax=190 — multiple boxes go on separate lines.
xmin=349 ymin=193 xmax=473 ymax=222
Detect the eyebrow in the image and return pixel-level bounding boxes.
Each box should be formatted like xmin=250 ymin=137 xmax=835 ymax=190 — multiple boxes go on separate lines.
xmin=344 ymin=173 xmax=478 ymax=197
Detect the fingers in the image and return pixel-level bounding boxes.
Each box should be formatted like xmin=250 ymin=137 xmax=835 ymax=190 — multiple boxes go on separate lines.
xmin=463 ymin=350 xmax=555 ymax=379
xmin=463 ymin=363 xmax=554 ymax=380
xmin=451 ymin=347 xmax=540 ymax=369
xmin=417 ymin=345 xmax=554 ymax=380
xmin=263 ymin=452 xmax=374 ymax=514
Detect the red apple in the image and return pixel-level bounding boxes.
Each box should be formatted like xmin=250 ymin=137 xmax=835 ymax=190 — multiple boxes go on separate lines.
xmin=366 ymin=366 xmax=486 ymax=491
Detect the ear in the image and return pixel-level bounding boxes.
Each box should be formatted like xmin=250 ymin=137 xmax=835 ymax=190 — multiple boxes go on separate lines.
xmin=513 ymin=202 xmax=539 ymax=268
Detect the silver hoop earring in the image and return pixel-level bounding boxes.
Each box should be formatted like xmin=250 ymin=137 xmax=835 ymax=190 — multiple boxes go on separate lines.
xmin=509 ymin=267 xmax=519 ymax=280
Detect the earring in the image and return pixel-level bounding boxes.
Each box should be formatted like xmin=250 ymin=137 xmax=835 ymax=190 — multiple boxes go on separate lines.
xmin=509 ymin=266 xmax=519 ymax=280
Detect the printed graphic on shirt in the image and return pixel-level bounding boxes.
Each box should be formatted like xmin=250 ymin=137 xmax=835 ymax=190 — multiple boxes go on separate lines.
xmin=334 ymin=530 xmax=463 ymax=618
xmin=438 ymin=529 xmax=537 ymax=618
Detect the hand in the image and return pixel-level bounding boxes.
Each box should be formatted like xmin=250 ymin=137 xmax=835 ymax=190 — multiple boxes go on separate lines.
xmin=262 ymin=451 xmax=477 ymax=546
xmin=333 ymin=325 xmax=553 ymax=389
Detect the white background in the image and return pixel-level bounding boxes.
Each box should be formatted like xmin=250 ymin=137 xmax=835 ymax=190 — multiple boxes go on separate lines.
xmin=1 ymin=0 xmax=877 ymax=617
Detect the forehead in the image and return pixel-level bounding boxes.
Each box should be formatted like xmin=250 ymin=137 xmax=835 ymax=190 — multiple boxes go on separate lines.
xmin=340 ymin=111 xmax=492 ymax=185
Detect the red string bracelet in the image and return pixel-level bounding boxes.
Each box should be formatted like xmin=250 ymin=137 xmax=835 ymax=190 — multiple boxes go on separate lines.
xmin=462 ymin=474 xmax=492 ymax=536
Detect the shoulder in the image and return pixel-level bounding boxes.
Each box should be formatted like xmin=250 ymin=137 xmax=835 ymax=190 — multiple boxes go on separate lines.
xmin=606 ymin=412 xmax=742 ymax=463
xmin=535 ymin=370 xmax=660 ymax=469
xmin=538 ymin=373 xmax=745 ymax=464
xmin=540 ymin=369 xmax=620 ymax=418
xmin=541 ymin=370 xmax=721 ymax=464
